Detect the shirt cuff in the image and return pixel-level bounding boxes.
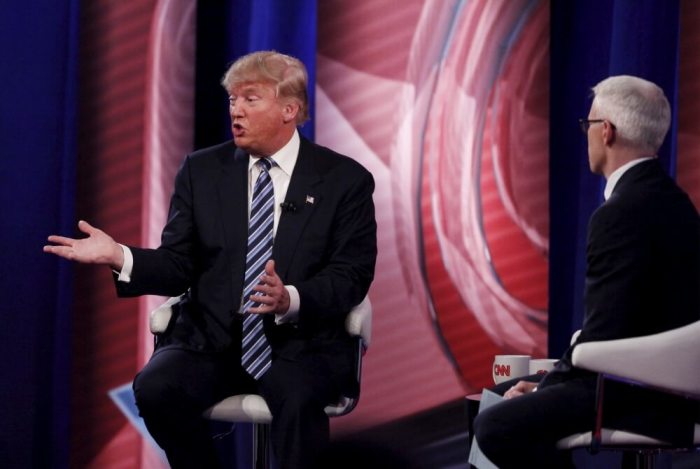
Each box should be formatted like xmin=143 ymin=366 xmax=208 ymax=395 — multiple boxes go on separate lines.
xmin=275 ymin=285 xmax=300 ymax=324
xmin=114 ymin=244 xmax=133 ymax=283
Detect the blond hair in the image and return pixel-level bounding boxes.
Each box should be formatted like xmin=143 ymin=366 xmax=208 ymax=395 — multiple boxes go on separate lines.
xmin=221 ymin=50 xmax=309 ymax=125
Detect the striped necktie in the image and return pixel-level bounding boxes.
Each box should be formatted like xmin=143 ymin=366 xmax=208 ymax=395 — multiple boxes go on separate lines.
xmin=241 ymin=158 xmax=274 ymax=379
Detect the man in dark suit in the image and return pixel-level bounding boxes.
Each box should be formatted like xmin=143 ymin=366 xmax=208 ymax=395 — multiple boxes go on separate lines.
xmin=473 ymin=75 xmax=700 ymax=468
xmin=44 ymin=51 xmax=377 ymax=469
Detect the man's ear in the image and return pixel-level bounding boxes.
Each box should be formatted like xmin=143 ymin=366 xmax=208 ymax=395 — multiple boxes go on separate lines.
xmin=281 ymin=101 xmax=300 ymax=124
xmin=602 ymin=121 xmax=616 ymax=146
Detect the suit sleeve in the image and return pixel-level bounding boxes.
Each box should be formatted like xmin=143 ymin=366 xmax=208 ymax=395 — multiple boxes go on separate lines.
xmin=115 ymin=155 xmax=196 ymax=297
xmin=294 ymin=167 xmax=377 ymax=322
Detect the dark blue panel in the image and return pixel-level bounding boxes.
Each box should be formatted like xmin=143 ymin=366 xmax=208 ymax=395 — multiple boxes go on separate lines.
xmin=608 ymin=0 xmax=680 ymax=175
xmin=195 ymin=0 xmax=317 ymax=148
xmin=0 ymin=1 xmax=78 ymax=467
xmin=226 ymin=0 xmax=317 ymax=141
xmin=549 ymin=0 xmax=613 ymax=357
xmin=247 ymin=0 xmax=317 ymax=140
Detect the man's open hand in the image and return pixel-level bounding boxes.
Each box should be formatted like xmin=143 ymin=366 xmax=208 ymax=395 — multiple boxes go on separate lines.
xmin=44 ymin=220 xmax=124 ymax=270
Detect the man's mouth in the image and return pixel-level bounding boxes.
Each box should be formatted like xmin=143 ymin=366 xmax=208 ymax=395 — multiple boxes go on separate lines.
xmin=232 ymin=123 xmax=245 ymax=136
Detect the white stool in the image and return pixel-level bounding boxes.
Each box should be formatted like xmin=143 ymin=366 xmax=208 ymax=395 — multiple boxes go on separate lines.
xmin=150 ymin=295 xmax=373 ymax=469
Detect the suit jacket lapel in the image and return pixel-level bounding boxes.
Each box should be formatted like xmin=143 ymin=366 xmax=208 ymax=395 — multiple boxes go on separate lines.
xmin=273 ymin=138 xmax=322 ymax=280
xmin=218 ymin=147 xmax=249 ymax=261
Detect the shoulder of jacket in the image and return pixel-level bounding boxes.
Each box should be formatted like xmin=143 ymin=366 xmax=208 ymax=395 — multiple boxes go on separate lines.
xmin=303 ymin=139 xmax=371 ymax=179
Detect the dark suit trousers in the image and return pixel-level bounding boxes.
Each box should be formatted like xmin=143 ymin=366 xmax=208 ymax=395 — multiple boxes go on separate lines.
xmin=473 ymin=376 xmax=596 ymax=469
xmin=133 ymin=346 xmax=341 ymax=469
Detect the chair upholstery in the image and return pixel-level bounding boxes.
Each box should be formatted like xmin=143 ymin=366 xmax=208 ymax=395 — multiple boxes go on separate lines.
xmin=571 ymin=320 xmax=700 ymax=398
xmin=203 ymin=394 xmax=272 ymax=423
xmin=149 ymin=295 xmax=180 ymax=334
xmin=556 ymin=320 xmax=700 ymax=466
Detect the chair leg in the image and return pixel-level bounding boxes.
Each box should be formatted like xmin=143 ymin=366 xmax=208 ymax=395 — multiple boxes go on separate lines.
xmin=635 ymin=451 xmax=655 ymax=469
xmin=252 ymin=422 xmax=270 ymax=469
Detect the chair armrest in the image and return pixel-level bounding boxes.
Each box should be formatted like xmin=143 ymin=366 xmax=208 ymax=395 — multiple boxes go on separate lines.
xmin=345 ymin=295 xmax=372 ymax=349
xmin=570 ymin=329 xmax=581 ymax=345
xmin=572 ymin=320 xmax=700 ymax=398
xmin=149 ymin=295 xmax=183 ymax=334
xmin=151 ymin=294 xmax=373 ymax=344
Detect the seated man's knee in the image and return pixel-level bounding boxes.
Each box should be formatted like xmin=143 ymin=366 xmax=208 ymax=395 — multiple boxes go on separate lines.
xmin=473 ymin=406 xmax=510 ymax=456
xmin=133 ymin=370 xmax=178 ymax=416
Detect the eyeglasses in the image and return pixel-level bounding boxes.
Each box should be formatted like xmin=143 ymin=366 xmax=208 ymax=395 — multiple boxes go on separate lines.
xmin=578 ymin=118 xmax=615 ymax=134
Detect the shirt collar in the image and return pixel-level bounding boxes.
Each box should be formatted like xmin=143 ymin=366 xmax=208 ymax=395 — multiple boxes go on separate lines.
xmin=248 ymin=129 xmax=300 ymax=177
xmin=603 ymin=156 xmax=655 ymax=200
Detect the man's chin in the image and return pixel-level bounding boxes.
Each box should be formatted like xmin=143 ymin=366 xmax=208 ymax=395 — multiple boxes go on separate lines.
xmin=233 ymin=136 xmax=251 ymax=151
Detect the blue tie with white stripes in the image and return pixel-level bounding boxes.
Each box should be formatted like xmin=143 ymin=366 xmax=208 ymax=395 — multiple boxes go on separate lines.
xmin=241 ymin=158 xmax=274 ymax=379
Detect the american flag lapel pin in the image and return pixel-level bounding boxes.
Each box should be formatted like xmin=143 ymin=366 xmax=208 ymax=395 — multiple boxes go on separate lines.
xmin=305 ymin=195 xmax=315 ymax=205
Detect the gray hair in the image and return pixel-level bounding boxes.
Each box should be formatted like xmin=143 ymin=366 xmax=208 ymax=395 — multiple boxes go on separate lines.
xmin=221 ymin=50 xmax=309 ymax=125
xmin=592 ymin=75 xmax=671 ymax=154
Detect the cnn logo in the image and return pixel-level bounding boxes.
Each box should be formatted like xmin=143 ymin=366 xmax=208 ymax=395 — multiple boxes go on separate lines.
xmin=494 ymin=364 xmax=511 ymax=377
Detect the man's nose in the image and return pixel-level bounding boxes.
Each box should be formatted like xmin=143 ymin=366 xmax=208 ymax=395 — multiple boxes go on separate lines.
xmin=229 ymin=99 xmax=244 ymax=116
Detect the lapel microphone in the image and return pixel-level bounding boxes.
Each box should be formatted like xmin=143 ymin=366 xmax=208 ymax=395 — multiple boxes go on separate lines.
xmin=280 ymin=201 xmax=297 ymax=213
